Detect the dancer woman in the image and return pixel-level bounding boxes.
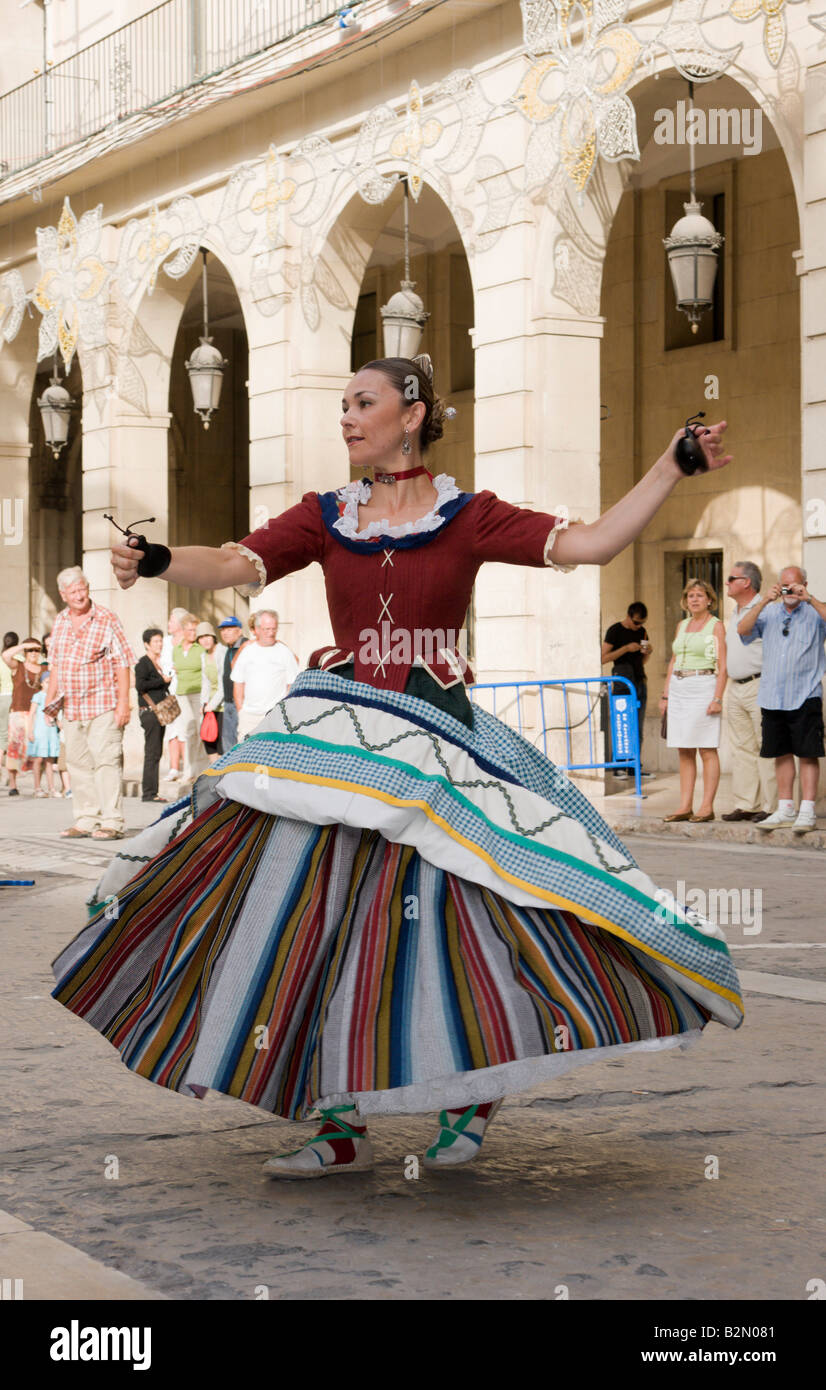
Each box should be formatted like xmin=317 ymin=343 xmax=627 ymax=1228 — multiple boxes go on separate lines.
xmin=52 ymin=356 xmax=743 ymax=1179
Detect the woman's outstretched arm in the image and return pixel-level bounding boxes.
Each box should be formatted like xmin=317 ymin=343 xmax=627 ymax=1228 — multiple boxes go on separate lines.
xmin=551 ymin=422 xmax=732 ymax=569
xmin=111 ymin=540 xmax=259 ymax=592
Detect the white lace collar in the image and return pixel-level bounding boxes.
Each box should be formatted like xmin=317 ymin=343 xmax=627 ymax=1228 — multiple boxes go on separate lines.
xmin=332 ymin=472 xmax=461 ymax=542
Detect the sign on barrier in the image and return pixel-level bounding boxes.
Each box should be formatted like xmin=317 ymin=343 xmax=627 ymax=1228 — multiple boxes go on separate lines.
xmin=609 ymin=690 xmax=636 ymax=761
xmin=469 ymin=675 xmax=642 ymax=797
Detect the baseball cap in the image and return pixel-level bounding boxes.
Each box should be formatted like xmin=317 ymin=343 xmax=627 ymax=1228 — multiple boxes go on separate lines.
xmin=218 ymin=617 xmax=242 ymax=629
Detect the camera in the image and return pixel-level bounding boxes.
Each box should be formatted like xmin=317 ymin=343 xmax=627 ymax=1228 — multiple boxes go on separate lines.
xmin=780 ymin=586 xmax=792 ymax=595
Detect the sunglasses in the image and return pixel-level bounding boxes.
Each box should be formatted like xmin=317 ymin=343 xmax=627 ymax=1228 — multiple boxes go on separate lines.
xmin=726 ymin=575 xmax=746 ymax=583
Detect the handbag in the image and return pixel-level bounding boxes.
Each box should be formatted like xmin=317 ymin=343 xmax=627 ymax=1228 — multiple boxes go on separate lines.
xmin=142 ymin=690 xmax=181 ymax=726
xmin=200 ymin=709 xmax=219 ymax=743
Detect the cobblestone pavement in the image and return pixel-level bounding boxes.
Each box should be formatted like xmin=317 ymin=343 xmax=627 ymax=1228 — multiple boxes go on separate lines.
xmin=1 ymin=793 xmax=824 ymax=1300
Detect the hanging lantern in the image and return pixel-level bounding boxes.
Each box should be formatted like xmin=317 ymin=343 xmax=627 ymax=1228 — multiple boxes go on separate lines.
xmin=664 ymin=197 xmax=723 ymax=334
xmin=185 ymin=249 xmax=227 ymax=428
xmin=663 ymin=83 xmax=723 ymax=334
xmin=37 ymin=361 xmax=73 ymax=458
xmin=380 ymin=176 xmax=430 ymax=358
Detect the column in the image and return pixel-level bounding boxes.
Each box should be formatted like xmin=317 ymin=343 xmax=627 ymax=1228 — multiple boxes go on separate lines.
xmin=472 ymin=218 xmax=604 ymax=776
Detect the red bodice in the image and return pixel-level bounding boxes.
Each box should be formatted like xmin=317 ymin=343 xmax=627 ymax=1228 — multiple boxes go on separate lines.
xmin=229 ymin=487 xmax=568 ymax=693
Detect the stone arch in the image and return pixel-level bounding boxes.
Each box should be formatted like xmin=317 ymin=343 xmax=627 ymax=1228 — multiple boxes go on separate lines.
xmin=530 ymin=64 xmax=804 ymax=326
xmin=594 ymin=66 xmax=802 ymax=771
xmin=284 ymin=168 xmax=477 ymax=491
xmin=163 ymin=249 xmax=251 ymax=623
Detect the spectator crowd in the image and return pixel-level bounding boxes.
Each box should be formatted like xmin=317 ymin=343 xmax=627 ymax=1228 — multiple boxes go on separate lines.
xmin=3 ymin=557 xmax=824 ymax=836
xmin=602 ymin=558 xmax=826 ymax=831
xmin=1 ymin=567 xmax=298 ymax=840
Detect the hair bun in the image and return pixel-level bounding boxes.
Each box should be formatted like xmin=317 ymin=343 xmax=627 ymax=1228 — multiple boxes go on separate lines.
xmin=411 ymin=353 xmax=434 ymax=383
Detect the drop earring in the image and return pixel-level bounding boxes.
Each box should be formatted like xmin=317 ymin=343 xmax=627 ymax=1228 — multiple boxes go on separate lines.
xmin=401 ymin=427 xmax=411 ymax=456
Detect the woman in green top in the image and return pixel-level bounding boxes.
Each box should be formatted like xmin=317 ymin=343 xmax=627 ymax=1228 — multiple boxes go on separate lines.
xmin=196 ymin=621 xmax=224 ymax=761
xmin=171 ymin=613 xmax=210 ymax=784
xmin=660 ymin=579 xmax=727 ymax=822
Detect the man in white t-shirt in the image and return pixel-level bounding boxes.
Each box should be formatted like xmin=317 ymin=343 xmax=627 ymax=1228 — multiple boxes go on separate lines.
xmin=233 ymin=609 xmax=299 ymax=740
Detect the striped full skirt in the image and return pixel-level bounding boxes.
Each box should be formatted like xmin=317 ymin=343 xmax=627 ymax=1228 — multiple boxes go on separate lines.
xmin=52 ymin=669 xmax=743 ymax=1119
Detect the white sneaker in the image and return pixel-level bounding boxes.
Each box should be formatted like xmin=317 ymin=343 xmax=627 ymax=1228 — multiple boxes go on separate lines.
xmin=756 ymin=809 xmax=797 ymax=830
xmin=792 ymin=810 xmax=817 ymax=834
xmin=166 ymin=768 xmax=181 ymax=781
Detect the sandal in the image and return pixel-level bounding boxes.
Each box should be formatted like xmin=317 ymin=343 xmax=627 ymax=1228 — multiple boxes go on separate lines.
xmin=263 ymin=1105 xmax=374 ymax=1179
xmin=423 ymin=1099 xmax=504 ymax=1169
xmin=91 ymin=828 xmax=124 ymax=840
xmin=60 ymin=827 xmax=91 ymax=838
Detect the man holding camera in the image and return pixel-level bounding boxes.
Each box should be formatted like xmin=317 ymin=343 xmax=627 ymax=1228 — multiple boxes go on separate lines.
xmin=738 ymin=566 xmax=826 ymax=832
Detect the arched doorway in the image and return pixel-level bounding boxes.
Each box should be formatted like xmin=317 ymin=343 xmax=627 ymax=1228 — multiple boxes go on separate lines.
xmin=598 ymin=72 xmax=801 ymax=766
xmin=349 ymin=179 xmax=477 ymax=657
xmin=167 ymin=253 xmax=249 ymax=622
xmin=350 ymin=180 xmax=475 ymax=494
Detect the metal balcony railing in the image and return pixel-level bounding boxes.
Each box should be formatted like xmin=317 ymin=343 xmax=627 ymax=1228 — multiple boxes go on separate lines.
xmin=0 ymin=0 xmax=343 ymax=179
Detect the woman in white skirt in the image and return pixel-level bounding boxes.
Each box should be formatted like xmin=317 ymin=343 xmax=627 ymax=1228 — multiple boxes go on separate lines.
xmin=659 ymin=578 xmax=727 ymax=822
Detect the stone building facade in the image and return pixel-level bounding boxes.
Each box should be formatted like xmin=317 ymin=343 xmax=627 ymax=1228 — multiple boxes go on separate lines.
xmin=0 ymin=0 xmax=823 ymax=774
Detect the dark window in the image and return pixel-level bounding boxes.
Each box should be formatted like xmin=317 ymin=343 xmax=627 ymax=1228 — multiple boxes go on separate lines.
xmin=681 ymin=551 xmax=723 ymax=605
xmin=351 ymin=292 xmax=377 ymax=372
xmin=665 ymin=191 xmax=725 ymax=350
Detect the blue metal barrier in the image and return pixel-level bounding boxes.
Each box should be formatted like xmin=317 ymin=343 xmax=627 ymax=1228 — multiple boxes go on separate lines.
xmin=469 ymin=676 xmax=642 ymax=797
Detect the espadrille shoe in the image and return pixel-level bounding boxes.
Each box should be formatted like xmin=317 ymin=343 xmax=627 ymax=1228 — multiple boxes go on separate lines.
xmin=263 ymin=1104 xmax=374 ymax=1179
xmin=423 ymin=1099 xmax=503 ymax=1169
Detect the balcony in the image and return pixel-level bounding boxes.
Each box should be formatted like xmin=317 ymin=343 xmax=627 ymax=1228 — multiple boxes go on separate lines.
xmin=0 ymin=0 xmax=345 ymax=183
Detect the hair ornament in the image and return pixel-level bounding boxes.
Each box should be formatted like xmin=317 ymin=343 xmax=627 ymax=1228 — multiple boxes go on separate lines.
xmin=445 ymin=406 xmax=457 ymax=418
xmin=411 ymin=353 xmax=434 ymax=382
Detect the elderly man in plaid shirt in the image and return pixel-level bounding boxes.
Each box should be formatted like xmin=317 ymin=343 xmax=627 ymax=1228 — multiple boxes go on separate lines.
xmin=44 ymin=566 xmax=136 ymax=840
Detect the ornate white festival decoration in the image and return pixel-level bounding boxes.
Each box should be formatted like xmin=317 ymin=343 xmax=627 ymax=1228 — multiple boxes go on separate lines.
xmin=515 ymin=0 xmax=743 ymax=199
xmin=32 ymin=198 xmax=109 ymax=370
xmin=0 ymin=1 xmax=808 ymax=370
xmin=250 ymin=146 xmax=296 ymax=250
xmin=727 ymin=0 xmax=805 ymax=69
xmin=0 ymin=269 xmax=26 ymax=344
xmin=516 ymin=0 xmax=644 ymax=196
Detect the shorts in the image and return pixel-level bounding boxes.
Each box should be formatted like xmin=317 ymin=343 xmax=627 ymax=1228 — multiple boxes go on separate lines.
xmin=760 ymin=697 xmax=825 ymax=759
